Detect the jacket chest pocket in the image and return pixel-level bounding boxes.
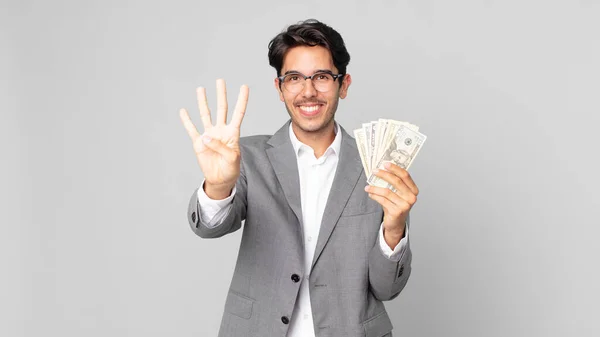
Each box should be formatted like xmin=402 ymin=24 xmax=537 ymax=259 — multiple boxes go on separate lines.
xmin=340 ymin=192 xmax=381 ymax=218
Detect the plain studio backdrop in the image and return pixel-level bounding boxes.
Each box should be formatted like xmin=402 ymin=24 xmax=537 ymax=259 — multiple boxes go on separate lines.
xmin=2 ymin=0 xmax=599 ymax=336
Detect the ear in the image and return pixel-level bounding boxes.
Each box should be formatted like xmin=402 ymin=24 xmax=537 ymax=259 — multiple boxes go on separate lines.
xmin=339 ymin=73 xmax=352 ymax=99
xmin=274 ymin=77 xmax=285 ymax=102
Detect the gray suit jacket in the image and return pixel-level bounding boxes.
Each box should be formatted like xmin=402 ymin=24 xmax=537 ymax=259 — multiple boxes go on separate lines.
xmin=187 ymin=121 xmax=412 ymax=337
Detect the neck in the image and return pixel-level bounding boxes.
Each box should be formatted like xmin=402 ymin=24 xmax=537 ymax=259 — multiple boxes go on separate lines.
xmin=292 ymin=121 xmax=336 ymax=158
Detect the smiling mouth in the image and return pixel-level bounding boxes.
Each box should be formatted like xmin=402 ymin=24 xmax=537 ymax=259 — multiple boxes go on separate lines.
xmin=299 ymin=105 xmax=320 ymax=112
xmin=297 ymin=104 xmax=324 ymax=116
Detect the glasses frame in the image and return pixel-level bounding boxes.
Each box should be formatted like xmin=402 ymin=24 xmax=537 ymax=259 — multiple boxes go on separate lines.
xmin=277 ymin=70 xmax=345 ymax=93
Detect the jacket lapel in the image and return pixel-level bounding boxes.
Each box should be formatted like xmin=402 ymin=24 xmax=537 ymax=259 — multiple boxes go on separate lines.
xmin=311 ymin=126 xmax=363 ymax=270
xmin=265 ymin=122 xmax=364 ymax=270
xmin=266 ymin=121 xmax=303 ymax=227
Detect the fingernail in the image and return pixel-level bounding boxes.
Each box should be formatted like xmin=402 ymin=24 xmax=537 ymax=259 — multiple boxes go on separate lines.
xmin=202 ymin=135 xmax=212 ymax=144
xmin=373 ymin=169 xmax=379 ymax=174
xmin=384 ymin=162 xmax=391 ymax=169
xmin=364 ymin=186 xmax=370 ymax=192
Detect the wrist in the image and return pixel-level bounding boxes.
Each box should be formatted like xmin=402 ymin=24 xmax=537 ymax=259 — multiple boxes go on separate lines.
xmin=382 ymin=226 xmax=405 ymax=250
xmin=383 ymin=215 xmax=407 ymax=237
xmin=204 ymin=181 xmax=235 ymax=200
xmin=383 ymin=226 xmax=405 ymax=240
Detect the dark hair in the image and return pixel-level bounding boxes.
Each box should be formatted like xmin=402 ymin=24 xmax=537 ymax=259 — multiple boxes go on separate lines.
xmin=268 ymin=19 xmax=351 ymax=79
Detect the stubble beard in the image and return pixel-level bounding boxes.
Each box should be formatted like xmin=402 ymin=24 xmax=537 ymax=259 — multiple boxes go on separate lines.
xmin=285 ymin=98 xmax=339 ymax=135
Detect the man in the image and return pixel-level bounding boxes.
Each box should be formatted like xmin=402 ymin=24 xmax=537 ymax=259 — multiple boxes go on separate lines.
xmin=179 ymin=19 xmax=419 ymax=337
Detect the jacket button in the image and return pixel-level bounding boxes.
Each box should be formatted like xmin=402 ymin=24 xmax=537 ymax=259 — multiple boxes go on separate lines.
xmin=291 ymin=274 xmax=300 ymax=283
xmin=281 ymin=316 xmax=289 ymax=324
xmin=191 ymin=212 xmax=197 ymax=223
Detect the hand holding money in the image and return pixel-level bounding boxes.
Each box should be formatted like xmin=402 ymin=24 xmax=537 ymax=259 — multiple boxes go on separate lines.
xmin=365 ymin=162 xmax=419 ymax=246
xmin=353 ymin=119 xmax=427 ymax=191
xmin=354 ymin=119 xmax=426 ymax=247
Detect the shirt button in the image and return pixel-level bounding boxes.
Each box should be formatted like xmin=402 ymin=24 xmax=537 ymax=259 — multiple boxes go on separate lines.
xmin=291 ymin=274 xmax=300 ymax=283
xmin=307 ymin=236 xmax=312 ymax=242
xmin=304 ymin=314 xmax=309 ymax=320
xmin=281 ymin=316 xmax=289 ymax=324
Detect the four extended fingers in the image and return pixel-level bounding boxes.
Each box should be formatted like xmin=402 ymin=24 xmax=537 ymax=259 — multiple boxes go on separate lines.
xmin=191 ymin=80 xmax=249 ymax=133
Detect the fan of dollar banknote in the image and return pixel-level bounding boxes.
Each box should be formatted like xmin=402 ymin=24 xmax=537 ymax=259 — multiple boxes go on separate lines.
xmin=354 ymin=119 xmax=427 ymax=192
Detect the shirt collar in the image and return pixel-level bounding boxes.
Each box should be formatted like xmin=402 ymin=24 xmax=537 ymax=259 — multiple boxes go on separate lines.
xmin=289 ymin=122 xmax=342 ymax=159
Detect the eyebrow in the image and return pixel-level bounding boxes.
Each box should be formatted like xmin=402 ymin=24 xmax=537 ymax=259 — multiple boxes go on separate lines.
xmin=283 ymin=69 xmax=335 ymax=76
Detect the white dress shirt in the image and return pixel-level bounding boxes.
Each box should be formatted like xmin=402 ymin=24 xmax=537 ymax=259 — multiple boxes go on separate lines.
xmin=197 ymin=123 xmax=408 ymax=337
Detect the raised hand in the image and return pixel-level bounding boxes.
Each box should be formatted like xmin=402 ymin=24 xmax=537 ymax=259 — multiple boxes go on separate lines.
xmin=180 ymin=79 xmax=249 ymax=199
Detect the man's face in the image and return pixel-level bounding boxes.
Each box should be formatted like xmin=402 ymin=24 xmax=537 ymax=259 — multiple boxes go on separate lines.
xmin=275 ymin=45 xmax=351 ymax=135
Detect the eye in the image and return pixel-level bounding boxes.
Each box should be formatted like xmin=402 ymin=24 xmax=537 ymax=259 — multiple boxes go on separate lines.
xmin=315 ymin=73 xmax=331 ymax=81
xmin=286 ymin=74 xmax=301 ymax=82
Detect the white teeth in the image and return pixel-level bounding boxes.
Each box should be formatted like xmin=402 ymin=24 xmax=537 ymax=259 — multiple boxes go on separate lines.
xmin=300 ymin=105 xmax=319 ymax=112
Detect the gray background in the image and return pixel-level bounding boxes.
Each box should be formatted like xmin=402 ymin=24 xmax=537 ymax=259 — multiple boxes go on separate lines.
xmin=2 ymin=0 xmax=599 ymax=336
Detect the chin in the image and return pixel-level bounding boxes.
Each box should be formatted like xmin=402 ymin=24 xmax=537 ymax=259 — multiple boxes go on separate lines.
xmin=293 ymin=116 xmax=333 ymax=134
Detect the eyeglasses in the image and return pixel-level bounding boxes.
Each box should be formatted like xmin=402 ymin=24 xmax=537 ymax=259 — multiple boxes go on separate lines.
xmin=278 ymin=71 xmax=345 ymax=94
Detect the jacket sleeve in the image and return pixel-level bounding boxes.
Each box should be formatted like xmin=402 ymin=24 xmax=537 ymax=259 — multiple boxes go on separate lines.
xmin=367 ymin=216 xmax=412 ymax=301
xmin=186 ymin=158 xmax=248 ymax=238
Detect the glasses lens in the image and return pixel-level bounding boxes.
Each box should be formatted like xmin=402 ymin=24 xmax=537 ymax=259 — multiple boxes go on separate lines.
xmin=282 ymin=74 xmax=303 ymax=93
xmin=312 ymin=72 xmax=335 ymax=92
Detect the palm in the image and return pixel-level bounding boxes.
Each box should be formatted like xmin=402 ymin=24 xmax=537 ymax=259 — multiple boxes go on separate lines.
xmin=194 ymin=122 xmax=240 ymax=185
xmin=180 ymin=79 xmax=249 ymax=188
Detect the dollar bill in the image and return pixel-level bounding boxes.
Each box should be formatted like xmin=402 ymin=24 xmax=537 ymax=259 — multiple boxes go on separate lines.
xmin=367 ymin=125 xmax=427 ymax=191
xmin=355 ymin=119 xmax=426 ymax=190
xmin=353 ymin=128 xmax=370 ymax=177
xmin=378 ymin=120 xmax=419 ymax=160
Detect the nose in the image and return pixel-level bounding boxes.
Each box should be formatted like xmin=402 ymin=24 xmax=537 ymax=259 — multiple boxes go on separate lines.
xmin=301 ymin=78 xmax=317 ymax=98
